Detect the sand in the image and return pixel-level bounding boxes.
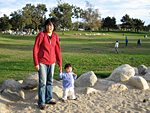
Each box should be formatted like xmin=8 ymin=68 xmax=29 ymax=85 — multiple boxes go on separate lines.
xmin=1 ymin=82 xmax=150 ymax=113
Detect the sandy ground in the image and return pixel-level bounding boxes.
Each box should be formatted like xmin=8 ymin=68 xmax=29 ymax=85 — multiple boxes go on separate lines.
xmin=1 ymin=82 xmax=150 ymax=113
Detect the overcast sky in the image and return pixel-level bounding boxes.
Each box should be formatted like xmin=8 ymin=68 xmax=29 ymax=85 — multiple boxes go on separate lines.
xmin=0 ymin=0 xmax=150 ymax=25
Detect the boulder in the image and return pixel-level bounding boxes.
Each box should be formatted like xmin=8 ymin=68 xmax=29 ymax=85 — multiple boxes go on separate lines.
xmin=85 ymin=87 xmax=98 ymax=94
xmin=128 ymin=76 xmax=149 ymax=89
xmin=144 ymin=73 xmax=150 ymax=82
xmin=2 ymin=89 xmax=25 ymax=100
xmin=106 ymin=64 xmax=135 ymax=82
xmin=133 ymin=67 xmax=138 ymax=75
xmin=94 ymin=79 xmax=116 ymax=91
xmin=107 ymin=83 xmax=128 ymax=92
xmin=138 ymin=65 xmax=147 ymax=75
xmin=75 ymin=71 xmax=97 ymax=87
xmin=75 ymin=87 xmax=98 ymax=94
xmin=0 ymin=102 xmax=10 ymax=113
xmin=2 ymin=79 xmax=22 ymax=91
xmin=18 ymin=80 xmax=23 ymax=84
xmin=22 ymin=72 xmax=38 ymax=90
xmin=52 ymin=86 xmax=63 ymax=100
xmin=145 ymin=67 xmax=150 ymax=74
xmin=53 ymin=79 xmax=63 ymax=88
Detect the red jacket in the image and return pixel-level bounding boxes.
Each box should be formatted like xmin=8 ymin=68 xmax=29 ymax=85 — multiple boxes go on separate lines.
xmin=33 ymin=30 xmax=62 ymax=67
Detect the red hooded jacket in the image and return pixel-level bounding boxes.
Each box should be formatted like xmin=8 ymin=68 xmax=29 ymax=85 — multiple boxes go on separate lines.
xmin=33 ymin=30 xmax=62 ymax=67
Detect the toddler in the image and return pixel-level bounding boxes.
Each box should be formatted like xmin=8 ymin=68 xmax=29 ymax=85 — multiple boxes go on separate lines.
xmin=59 ymin=63 xmax=77 ymax=102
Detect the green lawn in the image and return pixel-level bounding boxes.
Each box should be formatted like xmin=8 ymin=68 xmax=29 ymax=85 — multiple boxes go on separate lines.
xmin=0 ymin=31 xmax=150 ymax=83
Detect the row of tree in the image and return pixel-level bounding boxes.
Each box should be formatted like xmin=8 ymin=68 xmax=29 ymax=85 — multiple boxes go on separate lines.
xmin=0 ymin=0 xmax=150 ymax=33
xmin=102 ymin=14 xmax=150 ymax=32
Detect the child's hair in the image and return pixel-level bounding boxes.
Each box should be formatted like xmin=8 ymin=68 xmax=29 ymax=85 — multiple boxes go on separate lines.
xmin=116 ymin=41 xmax=118 ymax=42
xmin=64 ymin=63 xmax=72 ymax=69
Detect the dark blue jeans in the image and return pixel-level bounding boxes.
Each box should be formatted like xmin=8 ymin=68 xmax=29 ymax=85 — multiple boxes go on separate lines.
xmin=38 ymin=63 xmax=55 ymax=106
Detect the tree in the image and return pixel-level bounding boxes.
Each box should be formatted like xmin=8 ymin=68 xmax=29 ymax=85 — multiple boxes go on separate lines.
xmin=33 ymin=4 xmax=47 ymax=32
xmin=121 ymin=14 xmax=132 ymax=31
xmin=0 ymin=14 xmax=12 ymax=31
xmin=22 ymin=4 xmax=34 ymax=29
xmin=72 ymin=6 xmax=83 ymax=30
xmin=133 ymin=18 xmax=144 ymax=32
xmin=49 ymin=0 xmax=73 ymax=35
xmin=82 ymin=1 xmax=102 ymax=32
xmin=102 ymin=16 xmax=117 ymax=31
xmin=22 ymin=4 xmax=47 ymax=32
xmin=143 ymin=24 xmax=150 ymax=31
xmin=10 ymin=10 xmax=25 ymax=31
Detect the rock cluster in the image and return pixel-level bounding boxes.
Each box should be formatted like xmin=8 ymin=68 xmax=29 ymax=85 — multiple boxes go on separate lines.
xmin=1 ymin=64 xmax=150 ymax=101
xmin=74 ymin=33 xmax=109 ymax=36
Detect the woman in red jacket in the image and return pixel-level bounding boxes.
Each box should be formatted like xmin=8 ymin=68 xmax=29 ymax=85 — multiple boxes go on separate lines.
xmin=33 ymin=18 xmax=62 ymax=110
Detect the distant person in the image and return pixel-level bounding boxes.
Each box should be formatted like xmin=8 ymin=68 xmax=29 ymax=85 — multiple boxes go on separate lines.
xmin=115 ymin=41 xmax=119 ymax=53
xmin=59 ymin=63 xmax=77 ymax=102
xmin=145 ymin=34 xmax=147 ymax=38
xmin=137 ymin=39 xmax=141 ymax=46
xmin=125 ymin=36 xmax=128 ymax=46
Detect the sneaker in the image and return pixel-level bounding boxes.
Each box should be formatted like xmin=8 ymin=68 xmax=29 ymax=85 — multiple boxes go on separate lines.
xmin=46 ymin=101 xmax=56 ymax=104
xmin=73 ymin=98 xmax=77 ymax=100
xmin=62 ymin=99 xmax=66 ymax=102
xmin=39 ymin=105 xmax=46 ymax=110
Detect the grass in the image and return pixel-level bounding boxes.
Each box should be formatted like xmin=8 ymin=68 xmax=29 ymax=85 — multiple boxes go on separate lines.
xmin=0 ymin=31 xmax=150 ymax=83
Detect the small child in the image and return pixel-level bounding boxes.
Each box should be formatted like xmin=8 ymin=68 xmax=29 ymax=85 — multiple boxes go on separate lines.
xmin=59 ymin=63 xmax=77 ymax=102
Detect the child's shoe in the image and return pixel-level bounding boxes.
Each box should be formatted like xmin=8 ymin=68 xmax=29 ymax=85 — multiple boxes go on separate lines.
xmin=73 ymin=98 xmax=77 ymax=100
xmin=62 ymin=99 xmax=66 ymax=102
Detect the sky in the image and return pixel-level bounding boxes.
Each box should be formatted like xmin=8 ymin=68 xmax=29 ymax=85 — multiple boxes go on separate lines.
xmin=0 ymin=0 xmax=150 ymax=25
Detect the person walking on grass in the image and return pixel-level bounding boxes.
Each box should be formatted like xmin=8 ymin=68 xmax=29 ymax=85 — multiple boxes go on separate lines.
xmin=59 ymin=63 xmax=77 ymax=102
xmin=125 ymin=36 xmax=128 ymax=46
xmin=115 ymin=41 xmax=119 ymax=54
xmin=137 ymin=39 xmax=141 ymax=46
xmin=33 ymin=18 xmax=62 ymax=110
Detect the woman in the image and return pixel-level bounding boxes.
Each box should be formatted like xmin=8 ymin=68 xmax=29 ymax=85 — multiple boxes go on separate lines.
xmin=33 ymin=18 xmax=62 ymax=110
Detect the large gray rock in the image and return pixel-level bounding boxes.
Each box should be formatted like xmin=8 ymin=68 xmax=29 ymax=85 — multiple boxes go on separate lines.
xmin=22 ymin=72 xmax=39 ymax=89
xmin=144 ymin=73 xmax=150 ymax=82
xmin=145 ymin=67 xmax=150 ymax=74
xmin=2 ymin=89 xmax=25 ymax=101
xmin=106 ymin=64 xmax=135 ymax=82
xmin=128 ymin=76 xmax=149 ymax=89
xmin=75 ymin=87 xmax=98 ymax=95
xmin=53 ymin=79 xmax=63 ymax=88
xmin=2 ymin=79 xmax=22 ymax=91
xmin=133 ymin=67 xmax=139 ymax=75
xmin=94 ymin=79 xmax=116 ymax=91
xmin=52 ymin=86 xmax=63 ymax=101
xmin=138 ymin=65 xmax=147 ymax=75
xmin=85 ymin=87 xmax=98 ymax=94
xmin=0 ymin=102 xmax=10 ymax=113
xmin=107 ymin=83 xmax=128 ymax=92
xmin=75 ymin=71 xmax=97 ymax=87
xmin=34 ymin=86 xmax=63 ymax=101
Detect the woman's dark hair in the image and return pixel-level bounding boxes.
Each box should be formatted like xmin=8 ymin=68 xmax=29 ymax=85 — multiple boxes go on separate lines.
xmin=64 ymin=63 xmax=72 ymax=69
xmin=44 ymin=18 xmax=57 ymax=31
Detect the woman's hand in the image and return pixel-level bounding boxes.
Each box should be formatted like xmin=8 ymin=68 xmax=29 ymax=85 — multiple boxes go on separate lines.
xmin=35 ymin=65 xmax=40 ymax=71
xmin=59 ymin=67 xmax=62 ymax=72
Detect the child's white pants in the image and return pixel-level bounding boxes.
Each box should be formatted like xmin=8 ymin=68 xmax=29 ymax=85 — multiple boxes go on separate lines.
xmin=63 ymin=87 xmax=76 ymax=100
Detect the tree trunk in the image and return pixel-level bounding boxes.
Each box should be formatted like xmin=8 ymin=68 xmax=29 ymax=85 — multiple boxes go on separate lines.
xmin=36 ymin=25 xmax=38 ymax=32
xmin=62 ymin=29 xmax=64 ymax=35
xmin=107 ymin=27 xmax=109 ymax=32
